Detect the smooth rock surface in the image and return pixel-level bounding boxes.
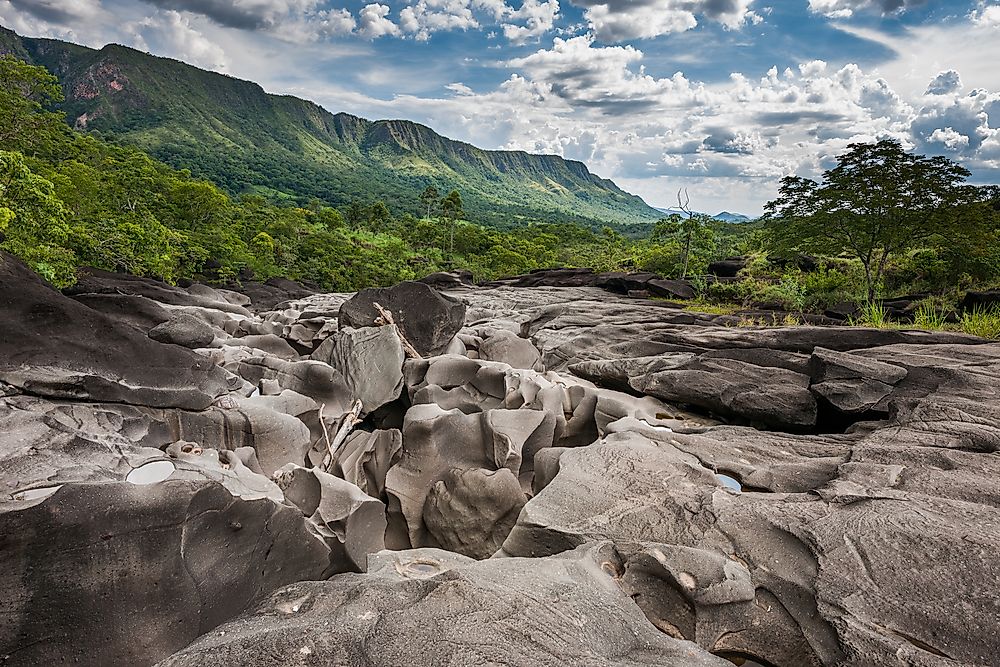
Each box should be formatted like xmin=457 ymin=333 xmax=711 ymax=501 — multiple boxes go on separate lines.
xmin=0 ymin=253 xmax=231 ymax=410
xmin=158 ymin=542 xmax=728 ymax=667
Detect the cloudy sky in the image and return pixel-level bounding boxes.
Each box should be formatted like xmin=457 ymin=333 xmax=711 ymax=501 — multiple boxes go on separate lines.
xmin=3 ymin=0 xmax=1000 ymax=214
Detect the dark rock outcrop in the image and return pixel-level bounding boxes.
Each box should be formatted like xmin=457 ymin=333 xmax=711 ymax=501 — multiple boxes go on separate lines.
xmin=707 ymin=256 xmax=747 ymax=277
xmin=961 ymin=288 xmax=1000 ymax=313
xmin=339 ymin=281 xmax=466 ymax=357
xmin=149 ymin=312 xmax=219 ymax=348
xmin=490 ymin=268 xmax=697 ymax=300
xmin=65 ymin=266 xmax=250 ymax=315
xmin=0 ymin=253 xmax=231 ymax=410
xmin=418 ymin=269 xmax=474 ymax=289
xmin=70 ymin=292 xmax=171 ymax=332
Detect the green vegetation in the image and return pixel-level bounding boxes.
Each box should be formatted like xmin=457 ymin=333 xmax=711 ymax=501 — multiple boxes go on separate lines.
xmin=2 ymin=49 xmax=999 ymax=345
xmin=958 ymin=306 xmax=1000 ymax=339
xmin=765 ymin=139 xmax=999 ymax=302
xmin=0 ymin=56 xmax=675 ymax=289
xmin=0 ymin=27 xmax=661 ymax=231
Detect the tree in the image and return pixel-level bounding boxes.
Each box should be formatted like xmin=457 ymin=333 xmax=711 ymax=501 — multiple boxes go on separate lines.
xmin=0 ymin=55 xmax=66 ymax=151
xmin=0 ymin=150 xmax=75 ymax=285
xmin=344 ymin=201 xmax=367 ymax=229
xmin=439 ymin=189 xmax=464 ymax=264
xmin=646 ymin=212 xmax=716 ymax=277
xmin=764 ymin=139 xmax=984 ymax=303
xmin=419 ymin=185 xmax=439 ymax=219
xmin=668 ymin=189 xmax=712 ymax=279
xmin=367 ymin=201 xmax=392 ymax=228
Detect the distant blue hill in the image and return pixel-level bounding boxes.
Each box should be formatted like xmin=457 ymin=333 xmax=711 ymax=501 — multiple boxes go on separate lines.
xmin=654 ymin=207 xmax=753 ymax=223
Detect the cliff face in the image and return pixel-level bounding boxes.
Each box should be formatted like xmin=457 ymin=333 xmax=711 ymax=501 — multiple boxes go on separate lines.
xmin=1 ymin=27 xmax=661 ymax=227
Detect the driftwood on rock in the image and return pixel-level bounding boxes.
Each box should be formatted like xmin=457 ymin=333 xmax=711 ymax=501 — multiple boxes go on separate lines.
xmin=373 ymin=301 xmax=422 ymax=359
xmin=318 ymin=399 xmax=364 ymax=473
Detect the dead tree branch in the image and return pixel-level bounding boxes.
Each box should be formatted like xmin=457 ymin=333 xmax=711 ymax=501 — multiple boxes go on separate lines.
xmin=373 ymin=301 xmax=423 ymax=359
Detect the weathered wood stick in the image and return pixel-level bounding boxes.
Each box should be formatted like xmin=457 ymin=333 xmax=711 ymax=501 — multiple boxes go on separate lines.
xmin=317 ymin=402 xmax=333 ymax=466
xmin=373 ymin=301 xmax=423 ymax=359
xmin=321 ymin=399 xmax=364 ymax=473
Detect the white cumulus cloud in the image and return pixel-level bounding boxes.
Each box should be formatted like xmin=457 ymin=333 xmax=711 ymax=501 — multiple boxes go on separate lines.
xmin=127 ymin=10 xmax=229 ymax=71
xmin=358 ymin=3 xmax=400 ymax=37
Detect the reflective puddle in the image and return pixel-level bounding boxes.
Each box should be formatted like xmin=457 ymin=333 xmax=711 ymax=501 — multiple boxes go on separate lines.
xmin=126 ymin=460 xmax=176 ymax=485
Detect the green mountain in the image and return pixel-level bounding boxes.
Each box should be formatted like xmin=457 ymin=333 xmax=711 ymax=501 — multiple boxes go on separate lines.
xmin=0 ymin=27 xmax=661 ymax=228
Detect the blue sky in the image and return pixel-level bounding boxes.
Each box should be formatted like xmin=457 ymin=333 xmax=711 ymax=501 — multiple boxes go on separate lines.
xmin=3 ymin=0 xmax=1000 ymax=215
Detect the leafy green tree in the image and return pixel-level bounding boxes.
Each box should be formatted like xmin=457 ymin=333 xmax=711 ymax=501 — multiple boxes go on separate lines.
xmin=0 ymin=55 xmax=66 ymax=153
xmin=764 ymin=139 xmax=985 ymax=302
xmin=313 ymin=206 xmax=345 ymax=229
xmin=0 ymin=150 xmax=76 ymax=284
xmin=419 ymin=185 xmax=439 ymax=219
xmin=439 ymin=189 xmax=464 ymax=264
xmin=368 ymin=201 xmax=392 ymax=228
xmin=345 ymin=201 xmax=367 ymax=229
xmin=647 ymin=212 xmax=716 ymax=278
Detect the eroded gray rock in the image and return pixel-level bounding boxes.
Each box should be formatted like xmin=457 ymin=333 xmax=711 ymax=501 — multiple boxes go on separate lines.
xmin=158 ymin=542 xmax=728 ymax=667
xmin=274 ymin=465 xmax=387 ymax=573
xmin=423 ymin=467 xmax=525 ymax=559
xmin=0 ymin=252 xmax=231 ymax=410
xmin=384 ymin=404 xmax=543 ymax=549
xmin=311 ymin=325 xmax=404 ymax=414
xmin=149 ymin=313 xmax=219 ymax=348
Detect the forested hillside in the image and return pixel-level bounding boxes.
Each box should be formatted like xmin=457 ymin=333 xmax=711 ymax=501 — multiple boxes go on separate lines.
xmin=0 ymin=27 xmax=660 ymax=229
xmin=3 ymin=54 xmax=719 ymax=290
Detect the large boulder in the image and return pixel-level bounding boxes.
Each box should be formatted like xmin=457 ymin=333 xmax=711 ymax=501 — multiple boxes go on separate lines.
xmin=339 ymin=281 xmax=466 ymax=357
xmin=478 ymin=329 xmax=543 ymax=370
xmin=960 ymin=288 xmax=1000 ymax=313
xmin=384 ymin=404 xmax=548 ymax=549
xmin=807 ymin=347 xmax=907 ymax=415
xmin=70 ymin=292 xmax=172 ymax=332
xmin=273 ymin=464 xmax=387 ymax=573
xmin=0 ymin=253 xmax=231 ymax=410
xmin=422 ymin=466 xmax=525 ymax=559
xmin=158 ymin=542 xmax=728 ymax=667
xmin=64 ymin=266 xmax=250 ymax=315
xmin=631 ymin=356 xmax=818 ymax=429
xmin=708 ymin=257 xmax=747 ymax=278
xmin=330 ymin=428 xmax=402 ymax=498
xmin=310 ymin=325 xmax=405 ymax=414
xmin=0 ymin=480 xmax=330 ymax=667
xmin=417 ymin=269 xmax=473 ymax=289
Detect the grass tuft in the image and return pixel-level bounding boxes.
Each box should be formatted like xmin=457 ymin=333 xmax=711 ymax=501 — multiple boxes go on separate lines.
xmin=960 ymin=306 xmax=1000 ymax=339
xmin=912 ymin=303 xmax=948 ymax=330
xmin=851 ymin=301 xmax=891 ymax=329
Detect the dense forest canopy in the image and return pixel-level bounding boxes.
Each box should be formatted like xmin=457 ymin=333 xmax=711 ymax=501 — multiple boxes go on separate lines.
xmin=0 ymin=56 xmax=756 ymax=290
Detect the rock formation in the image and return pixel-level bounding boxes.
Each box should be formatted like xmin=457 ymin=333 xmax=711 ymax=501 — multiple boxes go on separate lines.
xmin=1 ymin=252 xmax=997 ymax=667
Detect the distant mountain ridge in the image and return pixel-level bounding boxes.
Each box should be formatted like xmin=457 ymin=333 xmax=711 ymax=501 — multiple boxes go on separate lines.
xmin=654 ymin=207 xmax=753 ymax=223
xmin=0 ymin=27 xmax=663 ymax=228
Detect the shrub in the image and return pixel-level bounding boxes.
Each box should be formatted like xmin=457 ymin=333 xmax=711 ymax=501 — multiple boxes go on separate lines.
xmin=800 ymin=263 xmax=865 ymax=312
xmin=740 ymin=275 xmax=808 ymax=311
xmin=704 ymin=279 xmax=741 ymax=304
